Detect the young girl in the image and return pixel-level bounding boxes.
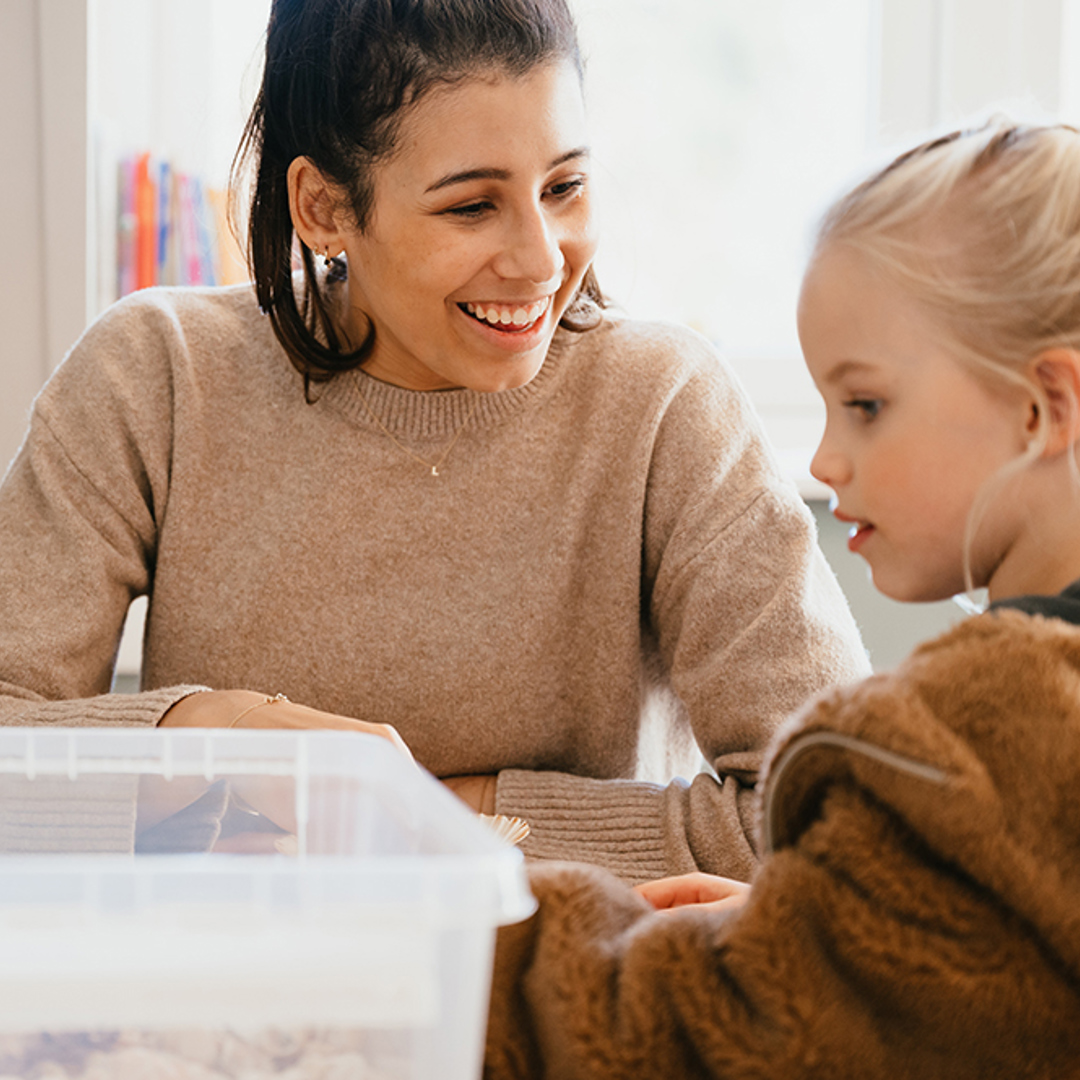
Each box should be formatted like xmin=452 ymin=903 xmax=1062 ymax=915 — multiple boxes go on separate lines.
xmin=484 ymin=119 xmax=1080 ymax=1078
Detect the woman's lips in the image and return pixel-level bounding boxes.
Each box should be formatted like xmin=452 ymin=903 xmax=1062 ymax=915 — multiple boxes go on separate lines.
xmin=460 ymin=296 xmax=552 ymax=333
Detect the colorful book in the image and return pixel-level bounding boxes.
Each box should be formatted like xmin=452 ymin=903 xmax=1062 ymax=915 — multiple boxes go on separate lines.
xmin=115 ymin=153 xmax=234 ymax=300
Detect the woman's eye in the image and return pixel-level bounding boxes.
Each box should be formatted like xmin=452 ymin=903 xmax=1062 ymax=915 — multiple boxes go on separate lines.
xmin=546 ymin=177 xmax=585 ymax=200
xmin=445 ymin=200 xmax=495 ymax=219
xmin=845 ymin=397 xmax=883 ymax=420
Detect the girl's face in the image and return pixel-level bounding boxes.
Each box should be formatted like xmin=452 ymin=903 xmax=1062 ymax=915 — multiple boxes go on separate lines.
xmin=340 ymin=60 xmax=597 ymax=392
xmin=799 ymin=243 xmax=1032 ymax=603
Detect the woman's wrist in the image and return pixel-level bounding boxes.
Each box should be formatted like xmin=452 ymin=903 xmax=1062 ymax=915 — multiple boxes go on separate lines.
xmin=442 ymin=774 xmax=498 ymax=815
xmin=159 ymin=689 xmax=269 ymax=728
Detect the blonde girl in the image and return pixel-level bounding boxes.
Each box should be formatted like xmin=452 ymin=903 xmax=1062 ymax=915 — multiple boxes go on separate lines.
xmin=803 ymin=119 xmax=1080 ymax=608
xmin=484 ymin=120 xmax=1080 ymax=1079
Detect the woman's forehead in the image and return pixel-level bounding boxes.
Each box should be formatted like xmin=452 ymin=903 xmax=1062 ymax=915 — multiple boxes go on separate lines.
xmin=385 ymin=61 xmax=589 ymax=180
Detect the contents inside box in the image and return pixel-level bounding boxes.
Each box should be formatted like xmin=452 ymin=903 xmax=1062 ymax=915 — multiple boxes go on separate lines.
xmin=0 ymin=1027 xmax=411 ymax=1080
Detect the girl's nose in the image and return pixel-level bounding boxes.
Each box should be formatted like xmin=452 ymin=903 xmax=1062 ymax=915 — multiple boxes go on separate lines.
xmin=809 ymin=434 xmax=850 ymax=490
xmin=492 ymin=205 xmax=564 ymax=285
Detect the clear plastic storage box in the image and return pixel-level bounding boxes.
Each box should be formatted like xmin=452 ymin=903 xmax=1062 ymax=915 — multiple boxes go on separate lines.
xmin=0 ymin=727 xmax=535 ymax=1080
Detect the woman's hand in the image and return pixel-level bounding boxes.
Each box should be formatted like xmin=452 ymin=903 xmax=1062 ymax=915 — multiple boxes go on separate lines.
xmin=635 ymin=872 xmax=750 ymax=914
xmin=442 ymin=774 xmax=498 ymax=815
xmin=152 ymin=691 xmax=416 ymax=841
xmin=160 ymin=689 xmax=413 ymax=758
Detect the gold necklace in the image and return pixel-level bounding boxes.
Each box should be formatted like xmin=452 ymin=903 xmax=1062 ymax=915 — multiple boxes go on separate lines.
xmin=355 ymin=387 xmax=480 ymax=476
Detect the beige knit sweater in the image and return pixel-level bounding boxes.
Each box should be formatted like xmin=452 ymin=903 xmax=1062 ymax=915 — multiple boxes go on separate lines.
xmin=0 ymin=283 xmax=868 ymax=880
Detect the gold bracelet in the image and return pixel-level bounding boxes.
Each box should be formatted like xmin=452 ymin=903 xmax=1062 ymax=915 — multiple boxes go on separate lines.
xmin=227 ymin=693 xmax=289 ymax=729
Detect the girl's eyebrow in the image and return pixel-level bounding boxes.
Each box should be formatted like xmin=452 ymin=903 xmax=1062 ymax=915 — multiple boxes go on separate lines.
xmin=424 ymin=146 xmax=591 ymax=194
xmin=821 ymin=358 xmax=878 ymax=385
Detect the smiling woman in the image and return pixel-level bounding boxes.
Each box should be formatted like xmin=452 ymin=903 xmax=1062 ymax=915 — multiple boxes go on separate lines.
xmin=0 ymin=0 xmax=868 ymax=883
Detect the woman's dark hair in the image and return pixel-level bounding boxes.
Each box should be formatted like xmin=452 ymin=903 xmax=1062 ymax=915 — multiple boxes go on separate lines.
xmin=232 ymin=0 xmax=605 ymax=386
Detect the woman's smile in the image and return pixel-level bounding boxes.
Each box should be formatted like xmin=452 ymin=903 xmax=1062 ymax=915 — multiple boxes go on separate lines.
xmin=460 ymin=296 xmax=553 ymax=330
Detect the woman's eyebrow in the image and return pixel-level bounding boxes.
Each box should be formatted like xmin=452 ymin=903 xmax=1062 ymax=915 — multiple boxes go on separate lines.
xmin=424 ymin=146 xmax=591 ymax=194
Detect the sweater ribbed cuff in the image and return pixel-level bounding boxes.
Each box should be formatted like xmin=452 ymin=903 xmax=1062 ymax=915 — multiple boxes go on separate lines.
xmin=4 ymin=685 xmax=210 ymax=728
xmin=495 ymin=770 xmax=672 ymax=884
xmin=0 ymin=773 xmax=139 ymax=853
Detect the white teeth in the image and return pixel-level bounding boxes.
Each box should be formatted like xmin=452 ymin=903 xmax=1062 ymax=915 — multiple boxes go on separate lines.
xmin=463 ymin=297 xmax=549 ymax=329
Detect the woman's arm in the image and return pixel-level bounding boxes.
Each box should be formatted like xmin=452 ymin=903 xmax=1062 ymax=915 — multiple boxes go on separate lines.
xmin=0 ymin=370 xmax=197 ymax=726
xmin=488 ymin=345 xmax=870 ymax=882
xmin=160 ymin=687 xmax=410 ymax=750
xmin=0 ymin=294 xmax=414 ymax=756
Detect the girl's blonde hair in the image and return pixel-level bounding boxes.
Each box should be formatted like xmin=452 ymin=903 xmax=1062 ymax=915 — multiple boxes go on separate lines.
xmin=815 ymin=118 xmax=1080 ymax=589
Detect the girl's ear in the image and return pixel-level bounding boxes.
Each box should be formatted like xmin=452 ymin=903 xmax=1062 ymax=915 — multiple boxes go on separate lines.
xmin=1028 ymin=348 xmax=1080 ymax=456
xmin=287 ymin=157 xmax=346 ymax=256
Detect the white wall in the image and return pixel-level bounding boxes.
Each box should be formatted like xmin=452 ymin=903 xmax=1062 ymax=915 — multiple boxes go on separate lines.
xmin=0 ymin=0 xmax=267 ymax=476
xmin=0 ymin=0 xmax=45 ymax=475
xmin=0 ymin=0 xmax=88 ymax=475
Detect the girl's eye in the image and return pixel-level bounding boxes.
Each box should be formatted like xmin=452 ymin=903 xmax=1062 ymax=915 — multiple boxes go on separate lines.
xmin=845 ymin=397 xmax=883 ymax=420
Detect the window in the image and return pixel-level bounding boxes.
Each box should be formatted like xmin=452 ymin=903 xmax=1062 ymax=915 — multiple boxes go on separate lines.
xmin=573 ymin=0 xmax=1068 ymax=492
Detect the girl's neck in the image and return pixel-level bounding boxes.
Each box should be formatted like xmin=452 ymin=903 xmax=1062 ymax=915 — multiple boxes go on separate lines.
xmin=985 ymin=456 xmax=1080 ymax=602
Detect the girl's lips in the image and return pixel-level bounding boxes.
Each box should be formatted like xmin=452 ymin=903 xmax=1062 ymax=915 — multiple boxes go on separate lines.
xmin=846 ymin=521 xmax=875 ymax=554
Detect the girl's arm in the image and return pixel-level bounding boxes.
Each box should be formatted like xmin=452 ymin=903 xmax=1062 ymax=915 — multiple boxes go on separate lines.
xmin=484 ymin=786 xmax=1052 ymax=1079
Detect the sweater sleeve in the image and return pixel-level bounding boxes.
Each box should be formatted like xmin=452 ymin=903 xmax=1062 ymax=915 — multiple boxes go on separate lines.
xmin=0 ymin=298 xmax=208 ymax=726
xmin=494 ymin=349 xmax=870 ymax=883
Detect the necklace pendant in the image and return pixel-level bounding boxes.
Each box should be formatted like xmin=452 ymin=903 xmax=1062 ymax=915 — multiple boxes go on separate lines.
xmin=431 ymin=465 xmax=440 ymax=477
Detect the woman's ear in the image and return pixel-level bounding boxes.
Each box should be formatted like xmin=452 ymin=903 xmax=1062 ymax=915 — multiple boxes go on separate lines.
xmin=287 ymin=157 xmax=345 ymax=257
xmin=1028 ymin=348 xmax=1080 ymax=456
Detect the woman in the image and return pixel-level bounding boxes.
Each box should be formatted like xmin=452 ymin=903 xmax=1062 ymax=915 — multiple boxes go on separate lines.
xmin=0 ymin=0 xmax=866 ymax=881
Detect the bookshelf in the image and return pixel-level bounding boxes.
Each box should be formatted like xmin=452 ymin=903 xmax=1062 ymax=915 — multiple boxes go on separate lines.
xmin=91 ymin=0 xmax=269 ymax=311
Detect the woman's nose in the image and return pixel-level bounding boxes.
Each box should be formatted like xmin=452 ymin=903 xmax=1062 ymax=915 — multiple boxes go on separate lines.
xmin=492 ymin=204 xmax=564 ymax=285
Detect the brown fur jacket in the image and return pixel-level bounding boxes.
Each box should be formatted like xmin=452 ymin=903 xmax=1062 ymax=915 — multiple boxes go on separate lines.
xmin=484 ymin=609 xmax=1080 ymax=1078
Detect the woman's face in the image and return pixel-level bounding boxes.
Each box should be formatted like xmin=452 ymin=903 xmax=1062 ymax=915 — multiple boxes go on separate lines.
xmin=340 ymin=60 xmax=597 ymax=392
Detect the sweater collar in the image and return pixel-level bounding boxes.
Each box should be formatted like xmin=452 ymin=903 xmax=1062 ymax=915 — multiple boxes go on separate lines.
xmin=317 ymin=328 xmax=573 ymax=439
xmin=988 ymin=576 xmax=1080 ymax=627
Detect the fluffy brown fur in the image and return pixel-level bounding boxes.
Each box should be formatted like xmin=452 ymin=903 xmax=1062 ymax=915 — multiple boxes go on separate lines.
xmin=485 ymin=611 xmax=1080 ymax=1078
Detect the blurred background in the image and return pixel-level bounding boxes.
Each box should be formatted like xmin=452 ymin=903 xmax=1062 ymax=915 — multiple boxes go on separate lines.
xmin=3 ymin=0 xmax=1075 ymax=672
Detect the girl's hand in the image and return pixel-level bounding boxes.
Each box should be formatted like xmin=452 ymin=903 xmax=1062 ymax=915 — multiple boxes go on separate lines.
xmin=635 ymin=872 xmax=750 ymax=914
xmin=160 ymin=689 xmax=413 ymax=758
xmin=442 ymin=774 xmax=498 ymax=815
